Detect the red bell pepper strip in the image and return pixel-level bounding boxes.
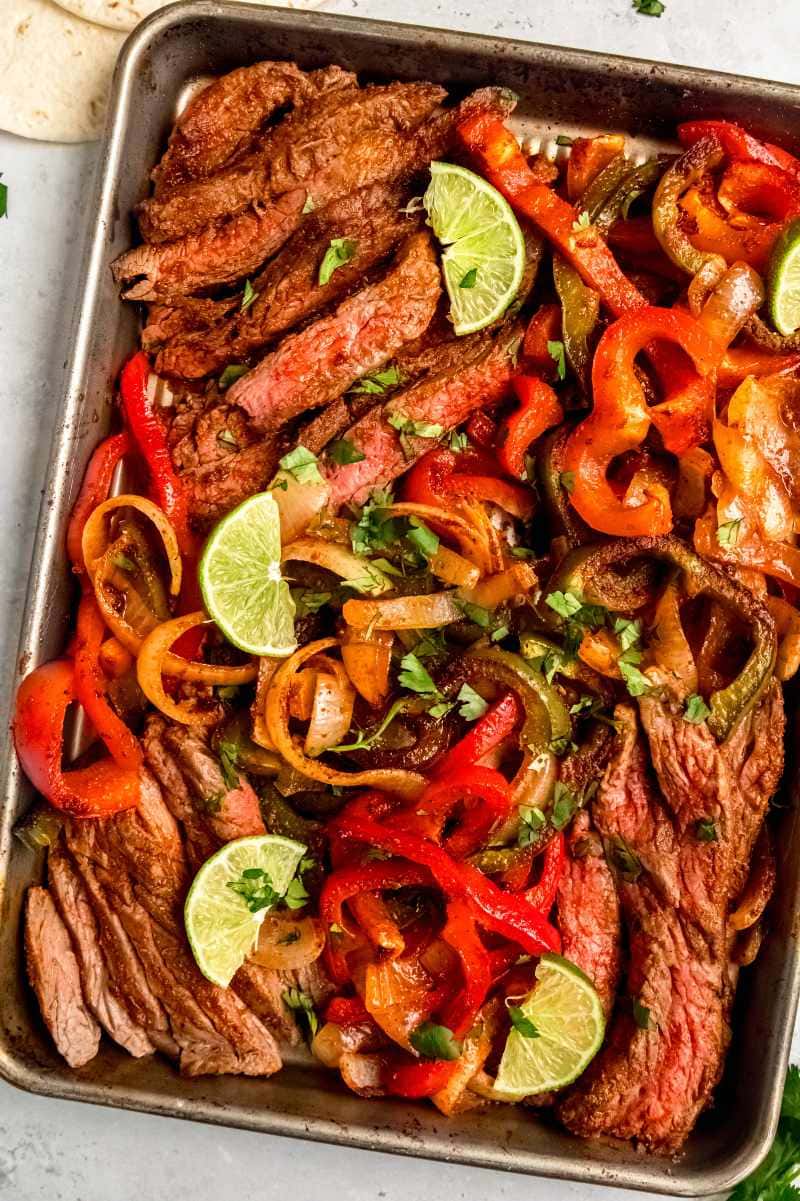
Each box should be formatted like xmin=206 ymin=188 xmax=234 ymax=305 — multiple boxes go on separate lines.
xmin=382 ymin=1056 xmax=458 ymax=1099
xmin=522 ymin=302 xmax=562 ymax=378
xmin=525 ymin=831 xmax=565 ymax=912
xmin=435 ymin=691 xmax=521 ymax=777
xmin=398 ymin=766 xmax=514 ymax=860
xmin=13 ymin=658 xmax=140 ymax=817
xmin=323 ymin=995 xmax=373 ymax=1028
xmin=319 ymin=860 xmax=431 ymax=982
xmin=74 ymin=594 xmax=143 ymax=772
xmin=118 ymin=352 xmax=194 ymax=555
xmin=439 ymin=898 xmax=492 ymax=1037
xmin=466 ymin=411 xmax=497 ymax=449
xmin=402 ymin=446 xmax=534 ymax=519
xmin=498 ymin=377 xmax=564 ymax=479
xmin=458 ymin=113 xmax=646 ymax=317
xmin=677 ymin=120 xmax=800 ymax=178
xmin=564 ymin=306 xmax=718 ymax=537
xmin=331 ymin=796 xmax=561 ymax=958
xmin=718 ymin=160 xmax=800 ymax=220
xmin=718 ymin=347 xmax=800 ymax=388
xmin=66 ymin=431 xmax=131 ymax=575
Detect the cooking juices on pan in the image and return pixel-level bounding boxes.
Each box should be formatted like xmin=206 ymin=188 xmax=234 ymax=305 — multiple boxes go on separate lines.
xmin=12 ymin=57 xmax=800 ymax=1152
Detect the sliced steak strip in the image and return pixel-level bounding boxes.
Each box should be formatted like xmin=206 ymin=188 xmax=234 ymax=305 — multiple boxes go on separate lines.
xmin=64 ymin=772 xmax=282 ymax=1076
xmin=48 ymin=845 xmax=155 ymax=1058
xmin=556 ymin=811 xmax=620 ymax=1020
xmin=228 ymin=232 xmax=441 ymax=432
xmin=324 ymin=322 xmax=521 ymax=508
xmin=25 ymin=886 xmax=101 ymax=1069
xmin=151 ymin=63 xmax=355 ymax=195
xmin=139 ymin=82 xmax=446 ymax=243
xmin=155 ymin=183 xmax=418 ymax=379
xmin=112 ymin=190 xmax=306 ymax=302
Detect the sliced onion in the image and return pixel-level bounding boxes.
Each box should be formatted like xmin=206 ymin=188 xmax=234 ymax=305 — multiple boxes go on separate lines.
xmin=305 ymin=669 xmax=356 ymax=757
xmin=650 ymin=580 xmax=697 ymax=695
xmin=252 ymin=658 xmax=279 ymax=750
xmin=311 ymin=1022 xmax=377 ymax=1069
xmin=362 ymin=956 xmax=437 ymax=1052
xmin=283 ymin=537 xmax=391 ymax=596
xmin=82 ymin=494 xmax=182 ymax=597
xmin=136 ymin=612 xmax=252 ymax=724
xmin=429 ymin=545 xmax=481 ymax=590
xmin=432 ymin=1022 xmax=493 ymax=1116
xmin=341 ymin=627 xmax=393 ymax=707
xmin=273 ymin=471 xmax=330 ymax=543
xmin=461 ymin=561 xmax=538 ymax=609
xmin=343 ymin=591 xmax=463 ymax=631
xmin=249 ymin=912 xmax=325 ymax=970
xmin=289 ymin=669 xmax=317 ymax=722
xmin=265 ymin=638 xmax=425 ymax=798
xmin=339 ymin=1051 xmax=388 ymax=1097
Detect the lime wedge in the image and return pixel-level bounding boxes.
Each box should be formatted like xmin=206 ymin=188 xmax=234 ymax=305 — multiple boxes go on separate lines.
xmin=424 ymin=161 xmax=526 ymax=336
xmin=199 ymin=491 xmax=297 ymax=657
xmin=768 ymin=217 xmax=800 ymax=336
xmin=494 ymin=952 xmax=605 ymax=1097
xmin=184 ymin=834 xmax=306 ymax=987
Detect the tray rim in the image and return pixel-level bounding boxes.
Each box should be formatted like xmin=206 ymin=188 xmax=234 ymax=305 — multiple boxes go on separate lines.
xmin=1 ymin=2 xmax=799 ymax=1193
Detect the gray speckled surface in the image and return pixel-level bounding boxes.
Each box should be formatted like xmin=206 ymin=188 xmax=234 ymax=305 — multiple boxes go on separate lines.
xmin=0 ymin=2 xmax=799 ymax=1197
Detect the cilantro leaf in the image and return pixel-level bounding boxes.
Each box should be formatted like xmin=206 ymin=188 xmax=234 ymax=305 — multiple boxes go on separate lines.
xmin=412 ymin=630 xmax=448 ymax=659
xmin=518 ymin=805 xmax=546 ymax=848
xmin=717 ymin=517 xmax=742 ymax=548
xmin=695 ymin=817 xmax=718 ymax=843
xmin=240 ymin=279 xmax=258 ymax=312
xmin=318 ymin=237 xmax=357 ymax=286
xmin=684 ymin=693 xmax=711 ymax=724
xmin=350 ymin=489 xmax=400 ymax=556
xmin=632 ymin=998 xmax=653 ymax=1030
xmin=546 ymin=590 xmax=583 ymax=619
xmin=291 ymin=588 xmax=331 ymax=617
xmin=459 ymin=267 xmax=478 ymax=289
xmin=227 ymin=867 xmax=279 ymax=914
xmin=279 ymin=444 xmax=323 ymax=485
xmin=387 ymin=411 xmax=444 ymax=460
xmin=0 ymin=176 xmax=7 ymax=219
xmin=398 ymin=653 xmax=439 ymax=696
xmin=284 ymin=874 xmax=310 ymax=910
xmin=330 ymin=697 xmax=408 ymax=754
xmin=351 ymin=365 xmax=403 ymax=395
xmin=619 ymin=658 xmax=653 ymax=697
xmin=407 ymin=516 xmax=440 ymax=559
xmin=456 ymin=683 xmax=488 ymax=722
xmin=632 ymin=0 xmax=665 ymax=14
xmin=606 ymin=834 xmax=643 ymax=882
xmin=572 ymin=210 xmax=591 ymax=231
xmin=551 ymin=781 xmax=580 ymax=831
xmin=547 ymin=339 xmax=566 ymax=381
xmin=613 ymin=617 xmax=642 ymax=653
xmin=217 ymin=737 xmax=241 ymax=791
xmin=282 ymin=987 xmax=318 ymax=1037
xmin=449 ymin=430 xmax=469 ymax=452
xmin=556 ymin=134 xmax=574 ymax=147
xmin=508 ymin=1006 xmax=539 ymax=1039
xmin=218 ymin=364 xmax=249 ymax=389
xmin=409 ymin=1021 xmax=462 ymax=1061
xmin=459 ymin=600 xmax=491 ymax=628
xmin=329 ymin=438 xmax=366 ymax=466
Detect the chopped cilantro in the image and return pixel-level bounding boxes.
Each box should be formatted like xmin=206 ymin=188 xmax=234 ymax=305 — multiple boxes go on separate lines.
xmin=456 ymin=683 xmax=488 ymax=722
xmin=632 ymin=998 xmax=653 ymax=1029
xmin=555 ymin=134 xmax=574 ymax=147
xmin=279 ymin=444 xmax=323 ymax=485
xmin=613 ymin=617 xmax=642 ymax=653
xmin=632 ymin=0 xmax=665 ymax=14
xmin=572 ymin=210 xmax=592 ymax=231
xmin=449 ymin=430 xmax=469 ymax=452
xmin=218 ymin=364 xmax=249 ymax=389
xmin=387 ymin=411 xmax=444 ymax=460
xmin=695 ymin=817 xmax=718 ymax=843
xmin=227 ymin=866 xmax=279 ymax=914
xmin=717 ymin=517 xmax=742 ymax=548
xmin=518 ymin=805 xmax=546 ymax=848
xmin=291 ymin=588 xmax=331 ymax=617
xmin=491 ymin=624 xmax=510 ymax=643
xmin=407 ymin=516 xmax=440 ymax=559
xmin=0 ymin=176 xmax=7 ymax=219
xmin=619 ymin=658 xmax=653 ymax=697
xmin=459 ymin=600 xmax=491 ymax=628
xmin=546 ymin=590 xmax=583 ymax=619
xmin=331 ymin=697 xmax=408 ymax=754
xmin=350 ymin=489 xmax=400 ymax=556
xmin=607 ymin=834 xmax=642 ymax=882
xmin=351 ymin=365 xmax=403 ymax=396
xmin=398 ymin=653 xmax=439 ymax=696
xmin=459 ymin=267 xmax=478 ymax=289
xmin=684 ymin=693 xmax=711 ymax=724
xmin=508 ymin=1005 xmax=539 ymax=1039
xmin=282 ymin=987 xmax=318 ymax=1037
xmin=318 ymin=237 xmax=357 ymax=286
xmin=240 ymin=279 xmax=258 ymax=312
xmin=217 ymin=737 xmax=241 ymax=791
xmin=409 ymin=1021 xmax=462 ymax=1061
xmin=551 ymin=782 xmax=580 ymax=830
xmin=547 ymin=339 xmax=566 ymax=381
xmin=329 ymin=438 xmax=366 ymax=465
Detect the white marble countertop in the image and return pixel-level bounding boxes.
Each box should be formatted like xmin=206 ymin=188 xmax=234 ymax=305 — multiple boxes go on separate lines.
xmin=2 ymin=1 xmax=800 ymax=1197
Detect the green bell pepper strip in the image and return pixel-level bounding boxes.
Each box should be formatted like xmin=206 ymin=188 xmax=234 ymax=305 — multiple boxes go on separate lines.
xmin=552 ymin=255 xmax=600 ymax=396
xmin=535 ymin=425 xmax=591 ymax=547
xmin=592 ymin=157 xmax=668 ymax=233
xmin=461 ymin=647 xmax=572 ymax=754
xmin=652 ymin=134 xmax=727 ymax=278
xmin=545 ymin=541 xmax=659 ymax=616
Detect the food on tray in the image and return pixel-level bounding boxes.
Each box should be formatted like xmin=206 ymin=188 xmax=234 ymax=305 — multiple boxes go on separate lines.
xmin=13 ymin=56 xmax=800 ymax=1152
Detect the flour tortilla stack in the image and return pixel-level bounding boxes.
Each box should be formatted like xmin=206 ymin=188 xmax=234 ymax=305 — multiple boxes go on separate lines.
xmin=54 ymin=0 xmax=326 ymax=33
xmin=0 ymin=0 xmax=124 ymax=142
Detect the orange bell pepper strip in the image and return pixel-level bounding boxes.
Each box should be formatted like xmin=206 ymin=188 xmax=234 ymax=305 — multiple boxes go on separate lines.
xmin=678 ymin=120 xmax=800 ymax=179
xmin=564 ymin=307 xmax=718 ymax=537
xmin=679 ymin=184 xmax=786 ymax=272
xmin=13 ymin=658 xmax=140 ymax=817
xmin=74 ymin=593 xmax=144 ymax=772
xmin=402 ymin=446 xmax=534 ymax=520
xmin=522 ymin=302 xmax=562 ymax=378
xmin=497 ymin=377 xmax=563 ymax=478
xmin=566 ymin=134 xmax=626 ymax=201
xmin=718 ymin=347 xmax=800 ymax=388
xmin=458 ymin=113 xmax=646 ymax=316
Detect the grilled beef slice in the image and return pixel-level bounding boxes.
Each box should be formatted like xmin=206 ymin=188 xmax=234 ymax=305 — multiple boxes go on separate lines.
xmin=559 ymin=687 xmax=784 ymax=1151
xmin=228 ymin=232 xmax=441 ymax=431
xmin=112 ymin=190 xmax=307 ymax=302
xmin=557 ymin=811 xmax=621 ymax=1020
xmin=139 ymin=82 xmax=446 ymax=243
xmin=48 ymin=846 xmax=155 ymax=1057
xmin=63 ymin=771 xmax=282 ymax=1076
xmin=155 ymin=183 xmax=419 ymax=379
xmin=25 ymin=886 xmax=101 ymax=1068
xmin=323 ymin=322 xmax=521 ymax=508
xmin=151 ymin=63 xmax=356 ymax=195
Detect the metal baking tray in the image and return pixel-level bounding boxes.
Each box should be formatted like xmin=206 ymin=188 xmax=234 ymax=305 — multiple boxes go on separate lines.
xmin=2 ymin=2 xmax=800 ymax=1193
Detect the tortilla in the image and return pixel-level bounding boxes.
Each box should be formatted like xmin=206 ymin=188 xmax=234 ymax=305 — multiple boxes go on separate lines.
xmin=0 ymin=0 xmax=124 ymax=142
xmin=53 ymin=0 xmax=325 ymax=34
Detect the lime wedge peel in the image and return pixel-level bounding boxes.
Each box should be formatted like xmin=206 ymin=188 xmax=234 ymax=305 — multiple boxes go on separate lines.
xmin=493 ymin=952 xmax=605 ymax=1098
xmin=185 ymin=834 xmax=306 ymax=987
xmin=424 ymin=161 xmax=526 ymax=336
xmin=768 ymin=217 xmax=800 ymax=336
xmin=199 ymin=490 xmax=297 ymax=658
